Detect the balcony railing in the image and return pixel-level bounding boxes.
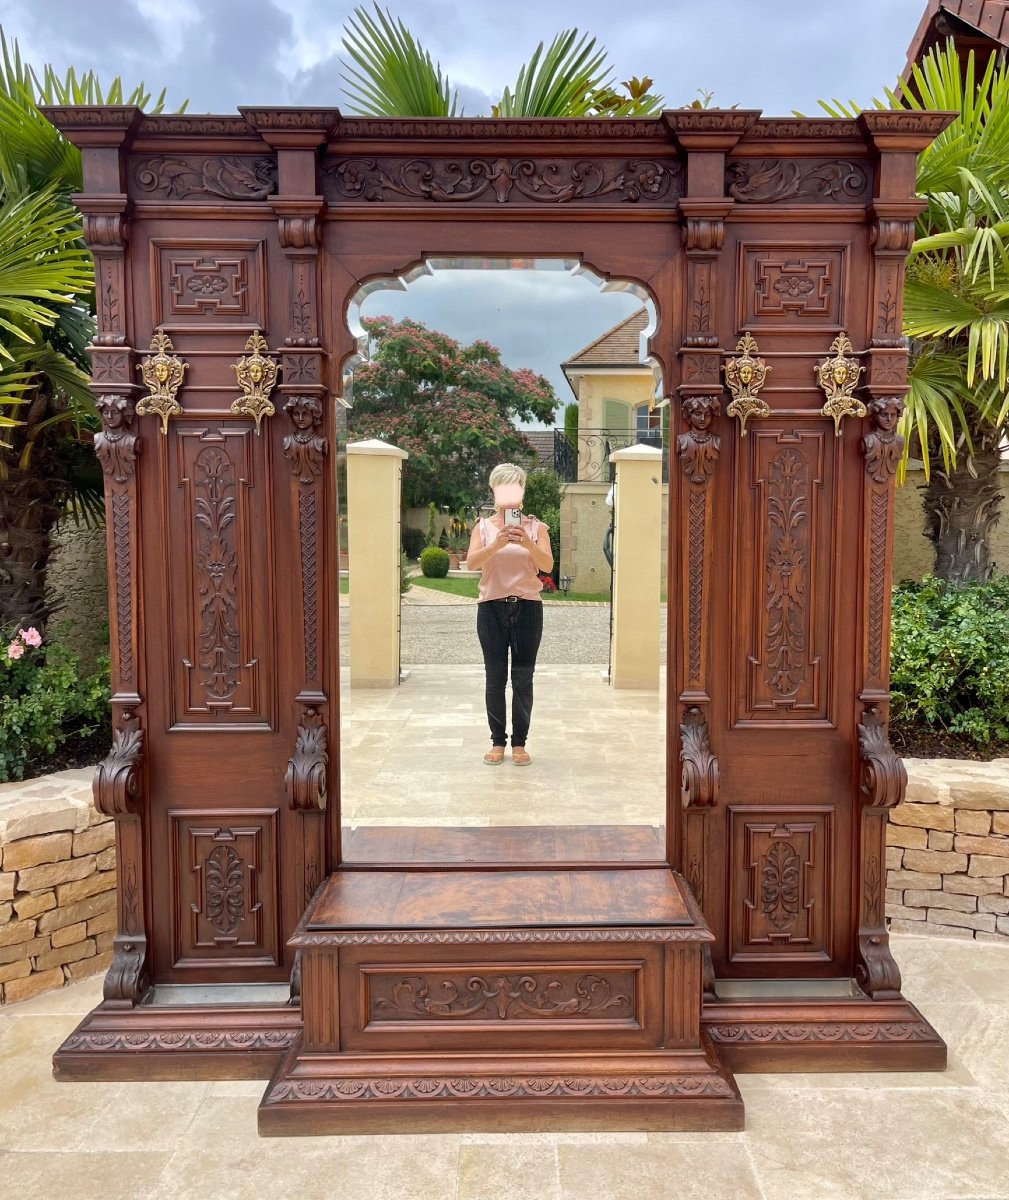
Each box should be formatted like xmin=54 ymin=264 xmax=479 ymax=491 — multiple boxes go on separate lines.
xmin=553 ymin=428 xmax=667 ymax=483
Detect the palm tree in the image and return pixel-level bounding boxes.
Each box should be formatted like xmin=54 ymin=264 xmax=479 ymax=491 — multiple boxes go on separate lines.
xmin=0 ymin=33 xmax=184 ymax=630
xmin=340 ymin=4 xmax=664 ymax=118
xmin=820 ymin=42 xmax=1009 ymax=583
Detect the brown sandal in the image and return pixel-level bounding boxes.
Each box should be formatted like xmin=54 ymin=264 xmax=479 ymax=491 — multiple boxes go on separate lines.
xmin=511 ymin=748 xmax=532 ymax=766
xmin=483 ymin=747 xmax=505 ymax=765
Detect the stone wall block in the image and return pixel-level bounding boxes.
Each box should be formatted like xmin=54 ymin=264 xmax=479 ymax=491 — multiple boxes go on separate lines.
xmin=902 ymin=849 xmax=969 ymax=874
xmin=885 ymin=887 xmax=904 ymax=905
xmin=885 ymin=847 xmax=904 ymax=870
xmin=993 ymin=813 xmax=1009 ymax=835
xmin=0 ymin=935 xmax=48 ymax=965
xmin=967 ymin=855 xmax=1009 ymax=878
xmin=2 ymin=965 xmax=64 ymax=1003
xmin=35 ymin=890 xmax=114 ymax=934
xmin=0 ymin=901 xmax=11 ymax=924
xmin=979 ymin=894 xmax=1009 ymax=915
xmin=997 ymin=916 xmax=1009 ymax=935
xmin=51 ymin=921 xmax=88 ymax=949
xmin=65 ymin=949 xmax=113 ymax=982
xmin=891 ymin=802 xmax=954 ymax=831
xmin=928 ymin=831 xmax=954 ymax=851
xmin=33 ymin=937 xmax=96 ymax=973
xmin=889 ymin=917 xmax=972 ymax=938
xmin=86 ymin=909 xmax=116 ymax=937
xmin=13 ymin=892 xmax=56 ymax=920
xmin=954 ymin=834 xmax=1009 ymax=857
xmin=903 ymin=889 xmax=977 ymax=913
xmin=1 ymin=831 xmax=73 ymax=872
xmin=95 ymin=847 xmax=116 ymax=872
xmin=926 ymin=909 xmax=997 ymax=933
xmin=15 ymin=854 xmax=95 ymax=893
xmin=886 ymin=869 xmax=943 ymax=890
xmin=0 ymin=919 xmax=36 ymax=949
xmin=72 ymin=822 xmax=115 ymax=858
xmin=886 ymin=905 xmax=926 ymax=921
xmin=0 ymin=959 xmax=32 ymax=985
xmin=54 ymin=869 xmax=116 ymax=907
xmin=900 ymin=769 xmax=950 ymax=805
xmin=886 ymin=825 xmax=927 ymax=850
xmin=942 ymin=875 xmax=1005 ymax=897
xmin=0 ymin=873 xmax=13 ymax=903
xmin=957 ymin=811 xmax=992 ymax=835
xmin=948 ymin=783 xmax=1009 ymax=811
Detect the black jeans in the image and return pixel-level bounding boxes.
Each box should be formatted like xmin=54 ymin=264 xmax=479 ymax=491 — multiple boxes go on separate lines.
xmin=476 ymin=599 xmax=544 ymax=747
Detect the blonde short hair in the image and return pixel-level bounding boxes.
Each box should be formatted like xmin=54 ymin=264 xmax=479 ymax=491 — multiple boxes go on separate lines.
xmin=489 ymin=462 xmax=527 ymax=489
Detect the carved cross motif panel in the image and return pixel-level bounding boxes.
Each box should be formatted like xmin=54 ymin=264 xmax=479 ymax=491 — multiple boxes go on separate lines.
xmin=729 ymin=808 xmax=833 ymax=963
xmin=739 ymin=245 xmax=847 ymax=330
xmin=170 ymin=810 xmax=281 ymax=967
xmin=151 ymin=239 xmax=267 ymax=332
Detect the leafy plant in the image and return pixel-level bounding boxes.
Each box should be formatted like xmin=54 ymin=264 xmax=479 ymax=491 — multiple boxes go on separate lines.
xmin=0 ymin=624 xmax=111 ymax=781
xmin=399 ymin=549 xmax=411 ymax=594
xmin=419 ymin=545 xmax=450 ymax=578
xmin=426 ymin=500 xmax=438 ymax=547
xmin=401 ymin=525 xmax=425 ymax=558
xmin=890 ymin=577 xmax=1009 ymax=746
xmin=342 ymin=4 xmax=458 ymax=117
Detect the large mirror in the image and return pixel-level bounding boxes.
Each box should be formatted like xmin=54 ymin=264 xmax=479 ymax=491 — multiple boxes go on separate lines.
xmin=337 ymin=260 xmax=669 ymax=865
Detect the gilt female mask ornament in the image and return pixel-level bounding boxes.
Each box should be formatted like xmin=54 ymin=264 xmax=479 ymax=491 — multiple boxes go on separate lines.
xmin=723 ymin=332 xmax=770 ymax=435
xmin=136 ymin=330 xmax=187 ymax=434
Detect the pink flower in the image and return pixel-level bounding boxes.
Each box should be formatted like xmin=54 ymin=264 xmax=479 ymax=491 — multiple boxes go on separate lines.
xmin=7 ymin=641 xmax=24 ymax=660
xmin=20 ymin=627 xmax=41 ymax=647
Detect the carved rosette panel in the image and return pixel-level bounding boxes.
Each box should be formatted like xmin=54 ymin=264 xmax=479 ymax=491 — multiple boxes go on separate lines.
xmin=322 ymin=157 xmax=681 ymax=206
xmin=730 ymin=809 xmax=832 ymax=962
xmin=735 ymin=431 xmax=832 ymax=723
xmin=172 ymin=811 xmax=280 ymax=966
xmin=130 ymin=155 xmax=278 ymax=201
xmin=739 ymin=246 xmax=846 ymax=331
xmin=171 ymin=428 xmax=272 ymax=726
xmin=152 ymin=240 xmax=266 ymax=332
xmin=726 ymin=158 xmax=871 ymax=204
xmin=366 ymin=970 xmax=635 ymax=1023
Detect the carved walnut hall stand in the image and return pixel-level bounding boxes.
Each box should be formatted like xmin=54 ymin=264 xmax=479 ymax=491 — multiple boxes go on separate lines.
xmin=45 ymin=104 xmax=950 ymax=1133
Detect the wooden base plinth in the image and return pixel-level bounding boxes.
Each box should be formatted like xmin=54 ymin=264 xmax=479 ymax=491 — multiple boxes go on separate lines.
xmin=702 ymin=997 xmax=947 ymax=1072
xmin=256 ymin=867 xmax=743 ymax=1133
xmin=52 ymin=1002 xmax=301 ymax=1082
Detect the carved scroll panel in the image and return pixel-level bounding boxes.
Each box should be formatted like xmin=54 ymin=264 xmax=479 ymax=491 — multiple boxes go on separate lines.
xmin=729 ymin=807 xmax=833 ymax=964
xmin=168 ymin=426 xmax=274 ymax=728
xmin=733 ymin=429 xmax=835 ymax=724
xmin=170 ymin=809 xmax=281 ymax=967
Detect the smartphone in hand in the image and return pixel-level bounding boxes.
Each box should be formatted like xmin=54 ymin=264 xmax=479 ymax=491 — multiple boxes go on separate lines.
xmin=504 ymin=508 xmax=522 ymax=528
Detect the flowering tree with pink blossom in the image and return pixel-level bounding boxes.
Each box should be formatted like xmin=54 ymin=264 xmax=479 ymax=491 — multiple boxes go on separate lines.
xmin=348 ymin=316 xmax=557 ymax=510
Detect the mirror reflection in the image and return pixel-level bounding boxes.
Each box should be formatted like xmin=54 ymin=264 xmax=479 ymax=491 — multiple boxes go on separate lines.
xmin=337 ymin=260 xmax=668 ymax=865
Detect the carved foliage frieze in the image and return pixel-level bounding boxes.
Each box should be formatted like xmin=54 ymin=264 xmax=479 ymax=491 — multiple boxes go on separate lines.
xmin=131 ymin=155 xmax=277 ymax=201
xmin=368 ymin=971 xmax=634 ymax=1023
xmin=322 ymin=157 xmax=682 ymax=205
xmin=726 ymin=158 xmax=870 ymax=204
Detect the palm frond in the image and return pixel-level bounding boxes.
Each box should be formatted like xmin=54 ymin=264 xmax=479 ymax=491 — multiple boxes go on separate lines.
xmin=341 ymin=4 xmax=458 ymax=117
xmin=901 ymin=350 xmax=972 ymax=483
xmin=494 ymin=30 xmax=611 ymax=118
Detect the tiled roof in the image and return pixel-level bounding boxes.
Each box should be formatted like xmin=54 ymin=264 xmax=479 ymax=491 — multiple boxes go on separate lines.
xmin=562 ymin=308 xmax=649 ymax=369
xmin=905 ymin=0 xmax=1009 ymax=72
xmin=522 ymin=430 xmax=555 ymax=467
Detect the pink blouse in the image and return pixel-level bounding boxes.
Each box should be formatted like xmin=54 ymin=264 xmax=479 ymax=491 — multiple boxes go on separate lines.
xmin=477 ymin=516 xmax=546 ymax=602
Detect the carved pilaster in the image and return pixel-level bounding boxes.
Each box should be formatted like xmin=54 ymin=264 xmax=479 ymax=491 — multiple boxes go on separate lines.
xmin=93 ymin=710 xmax=150 ymax=1006
xmin=80 ymin=200 xmax=130 ymax=348
xmin=679 ymin=200 xmax=732 ymax=349
xmin=867 ymin=202 xmax=917 ymax=370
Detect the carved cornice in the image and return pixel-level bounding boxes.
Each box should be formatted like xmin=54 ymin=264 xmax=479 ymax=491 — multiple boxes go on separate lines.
xmin=857 ymin=109 xmax=956 ymax=145
xmin=858 ymin=707 xmax=907 ymax=809
xmin=680 ymin=707 xmax=719 ymax=808
xmin=286 ymin=708 xmax=328 ymax=812
xmin=92 ymin=711 xmax=144 ymax=817
xmin=334 ymin=117 xmax=670 ymax=140
xmin=749 ymin=118 xmax=861 ymax=140
xmin=240 ymin=107 xmax=341 ymax=136
xmin=42 ymin=105 xmax=143 ymax=144
xmin=137 ymin=115 xmax=257 ymax=138
xmin=664 ymin=108 xmax=762 ymax=148
xmin=706 ymin=1020 xmax=934 ymax=1044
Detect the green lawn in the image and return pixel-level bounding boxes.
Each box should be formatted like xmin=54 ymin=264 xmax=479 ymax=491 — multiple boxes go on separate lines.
xmin=408 ymin=575 xmax=610 ymax=603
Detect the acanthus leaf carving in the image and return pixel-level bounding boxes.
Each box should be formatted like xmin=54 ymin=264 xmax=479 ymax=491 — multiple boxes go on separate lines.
xmin=764 ymin=447 xmax=810 ymax=700
xmin=92 ymin=711 xmax=144 ymax=817
xmin=323 ymin=157 xmax=681 ymax=205
xmin=726 ymin=158 xmax=869 ymax=204
xmin=286 ymin=707 xmax=329 ymax=812
xmin=193 ymin=445 xmax=241 ymax=703
xmin=679 ymin=707 xmax=719 ymax=808
xmin=204 ymin=840 xmax=246 ymax=936
xmin=132 ymin=155 xmax=277 ymax=200
xmin=759 ymin=840 xmax=801 ymax=930
xmin=372 ymin=972 xmax=631 ymax=1022
xmin=858 ymin=707 xmax=907 ymax=809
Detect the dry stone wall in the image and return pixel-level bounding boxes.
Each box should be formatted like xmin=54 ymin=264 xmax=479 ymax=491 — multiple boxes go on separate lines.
xmin=0 ymin=769 xmax=115 ymax=1005
xmin=887 ymin=758 xmax=1009 ymax=940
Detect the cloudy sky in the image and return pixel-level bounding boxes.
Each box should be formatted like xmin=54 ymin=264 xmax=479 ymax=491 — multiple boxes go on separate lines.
xmin=1 ymin=0 xmax=933 ymax=417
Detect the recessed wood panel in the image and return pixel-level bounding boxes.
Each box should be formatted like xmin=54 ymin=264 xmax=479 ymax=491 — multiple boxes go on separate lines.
xmin=170 ymin=808 xmax=281 ymax=968
xmin=737 ymin=243 xmax=849 ymax=332
xmin=150 ymin=238 xmax=267 ymax=332
xmin=166 ymin=424 xmax=275 ymax=729
xmin=728 ymin=806 xmax=833 ymax=964
xmin=732 ymin=428 xmax=836 ymax=725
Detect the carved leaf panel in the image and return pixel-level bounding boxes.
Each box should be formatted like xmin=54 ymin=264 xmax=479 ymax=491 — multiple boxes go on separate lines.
xmin=733 ymin=429 xmax=834 ymax=724
xmin=728 ymin=807 xmax=833 ymax=963
xmin=170 ymin=809 xmax=280 ymax=967
xmin=169 ymin=426 xmax=274 ymax=728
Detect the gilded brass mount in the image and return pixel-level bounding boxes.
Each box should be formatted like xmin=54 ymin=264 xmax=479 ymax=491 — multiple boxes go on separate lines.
xmin=815 ymin=332 xmax=865 ymax=436
xmin=136 ymin=330 xmax=187 ymax=434
xmin=231 ymin=330 xmax=279 ymax=433
xmin=723 ymin=332 xmax=770 ymax=435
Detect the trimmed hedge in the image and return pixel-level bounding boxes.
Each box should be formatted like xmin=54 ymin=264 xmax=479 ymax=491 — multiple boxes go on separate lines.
xmin=420 ymin=546 xmax=451 ymax=578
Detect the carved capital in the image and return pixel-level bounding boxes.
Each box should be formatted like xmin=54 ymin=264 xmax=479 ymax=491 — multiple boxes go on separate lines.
xmin=858 ymin=707 xmax=906 ymax=809
xmin=683 ymin=216 xmax=725 ymax=253
xmin=679 ymin=707 xmax=719 ymax=808
xmin=286 ymin=707 xmax=329 ymax=812
xmin=871 ymin=218 xmax=916 ymax=255
xmin=94 ymin=394 xmax=139 ymax=483
xmin=278 ymin=215 xmax=320 ymax=249
xmin=93 ymin=711 xmax=144 ymax=817
xmin=82 ymin=211 xmax=128 ymax=249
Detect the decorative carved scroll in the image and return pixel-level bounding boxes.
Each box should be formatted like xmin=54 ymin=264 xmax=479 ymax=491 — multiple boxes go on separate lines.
xmin=676 ymin=395 xmax=721 ymax=483
xmin=815 ymin=332 xmax=866 ymax=435
xmin=94 ymin=394 xmax=139 ymax=484
xmin=93 ymin=711 xmax=144 ymax=817
xmin=726 ymin=158 xmax=870 ymax=204
xmin=132 ymin=155 xmax=277 ymax=200
xmin=137 ymin=330 xmax=186 ymax=434
xmin=286 ymin=708 xmax=328 ymax=812
xmin=322 ymin=157 xmax=681 ymax=205
xmin=858 ymin=707 xmax=907 ymax=809
xmin=371 ymin=972 xmax=632 ymax=1022
xmin=862 ymin=396 xmax=905 ymax=484
xmin=231 ymin=330 xmax=278 ymax=433
xmin=680 ymin=707 xmax=719 ymax=808
xmin=724 ymin=332 xmax=770 ymax=434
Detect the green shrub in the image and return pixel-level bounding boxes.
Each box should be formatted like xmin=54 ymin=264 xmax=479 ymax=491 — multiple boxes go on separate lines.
xmin=890 ymin=577 xmax=1009 ymax=747
xmin=420 ymin=546 xmax=451 ymax=578
xmin=400 ymin=550 xmax=412 ymax=594
xmin=426 ymin=501 xmax=438 ymax=547
xmin=524 ymin=469 xmax=562 ymax=516
xmin=438 ymin=527 xmax=449 ymax=549
xmin=0 ymin=626 xmax=111 ymax=782
xmin=401 ymin=526 xmax=425 ymax=559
